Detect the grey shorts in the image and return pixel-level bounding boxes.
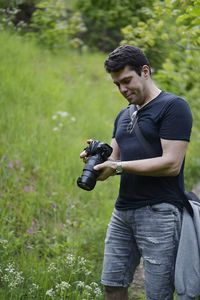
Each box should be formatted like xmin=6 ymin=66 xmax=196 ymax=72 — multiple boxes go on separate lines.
xmin=101 ymin=203 xmax=182 ymax=300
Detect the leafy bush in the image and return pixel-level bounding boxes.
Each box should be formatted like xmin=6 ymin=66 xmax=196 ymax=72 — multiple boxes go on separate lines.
xmin=0 ymin=0 xmax=87 ymax=51
xmin=30 ymin=0 xmax=86 ymax=50
xmin=121 ymin=0 xmax=200 ymax=69
xmin=0 ymin=0 xmax=38 ymax=29
xmin=75 ymin=0 xmax=154 ymax=51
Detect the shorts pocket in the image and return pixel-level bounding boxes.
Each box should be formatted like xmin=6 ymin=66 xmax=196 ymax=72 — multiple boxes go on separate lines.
xmin=150 ymin=203 xmax=178 ymax=215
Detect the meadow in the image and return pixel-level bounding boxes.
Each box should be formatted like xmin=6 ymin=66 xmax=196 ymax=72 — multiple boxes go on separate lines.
xmin=0 ymin=30 xmax=126 ymax=299
xmin=0 ymin=30 xmax=198 ymax=300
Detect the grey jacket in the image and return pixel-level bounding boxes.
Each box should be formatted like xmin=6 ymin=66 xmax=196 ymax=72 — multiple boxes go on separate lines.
xmin=175 ymin=199 xmax=200 ymax=299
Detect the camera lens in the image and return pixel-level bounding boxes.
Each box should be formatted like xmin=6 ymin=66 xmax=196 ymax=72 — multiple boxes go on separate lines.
xmin=77 ymin=172 xmax=97 ymax=191
xmin=77 ymin=155 xmax=100 ymax=191
xmin=77 ymin=141 xmax=113 ymax=191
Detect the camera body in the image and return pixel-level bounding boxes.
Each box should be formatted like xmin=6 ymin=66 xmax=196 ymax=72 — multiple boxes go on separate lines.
xmin=77 ymin=140 xmax=113 ymax=191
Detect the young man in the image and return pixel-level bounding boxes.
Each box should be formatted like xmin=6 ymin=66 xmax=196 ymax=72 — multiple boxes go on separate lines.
xmin=81 ymin=45 xmax=192 ymax=300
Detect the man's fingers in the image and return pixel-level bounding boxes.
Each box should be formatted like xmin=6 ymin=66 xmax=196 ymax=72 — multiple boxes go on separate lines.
xmin=80 ymin=151 xmax=89 ymax=163
xmin=80 ymin=150 xmax=87 ymax=158
xmin=94 ymin=163 xmax=103 ymax=171
xmin=80 ymin=139 xmax=93 ymax=158
xmin=79 ymin=139 xmax=94 ymax=163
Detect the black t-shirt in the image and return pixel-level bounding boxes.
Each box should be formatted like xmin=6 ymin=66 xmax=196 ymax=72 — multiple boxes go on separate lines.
xmin=112 ymin=91 xmax=193 ymax=210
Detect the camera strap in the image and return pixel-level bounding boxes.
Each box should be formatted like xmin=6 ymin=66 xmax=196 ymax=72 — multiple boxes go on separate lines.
xmin=127 ymin=104 xmax=138 ymax=133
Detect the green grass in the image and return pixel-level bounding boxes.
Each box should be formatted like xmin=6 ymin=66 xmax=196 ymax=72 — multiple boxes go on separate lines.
xmin=0 ymin=30 xmax=124 ymax=299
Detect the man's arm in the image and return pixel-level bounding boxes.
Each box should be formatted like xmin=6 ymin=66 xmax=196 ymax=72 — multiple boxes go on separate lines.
xmin=109 ymin=138 xmax=120 ymax=161
xmin=94 ymin=139 xmax=189 ymax=180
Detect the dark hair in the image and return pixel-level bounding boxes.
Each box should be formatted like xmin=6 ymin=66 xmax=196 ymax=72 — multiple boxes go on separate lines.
xmin=104 ymin=45 xmax=151 ymax=76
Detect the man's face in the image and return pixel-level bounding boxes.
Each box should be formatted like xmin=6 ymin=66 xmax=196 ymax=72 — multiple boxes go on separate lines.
xmin=111 ymin=65 xmax=149 ymax=106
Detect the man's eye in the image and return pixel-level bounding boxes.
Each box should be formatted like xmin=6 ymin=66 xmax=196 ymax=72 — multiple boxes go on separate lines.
xmin=123 ymin=79 xmax=131 ymax=84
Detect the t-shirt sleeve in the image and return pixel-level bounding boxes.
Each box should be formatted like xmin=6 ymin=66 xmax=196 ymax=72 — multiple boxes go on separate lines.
xmin=159 ymin=98 xmax=193 ymax=141
xmin=112 ymin=109 xmax=126 ymax=138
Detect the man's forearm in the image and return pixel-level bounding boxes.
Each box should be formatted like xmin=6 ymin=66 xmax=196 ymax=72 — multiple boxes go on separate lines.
xmin=94 ymin=139 xmax=187 ymax=179
xmin=118 ymin=156 xmax=180 ymax=177
xmin=94 ymin=156 xmax=180 ymax=180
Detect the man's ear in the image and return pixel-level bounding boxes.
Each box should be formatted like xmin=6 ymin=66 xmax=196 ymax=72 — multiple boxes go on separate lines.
xmin=142 ymin=65 xmax=150 ymax=78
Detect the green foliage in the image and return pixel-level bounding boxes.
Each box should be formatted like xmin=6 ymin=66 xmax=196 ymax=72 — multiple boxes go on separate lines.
xmin=0 ymin=0 xmax=199 ymax=55
xmin=0 ymin=1 xmax=36 ymax=33
xmin=0 ymin=0 xmax=159 ymax=53
xmin=0 ymin=0 xmax=87 ymax=51
xmin=0 ymin=0 xmax=40 ymax=7
xmin=0 ymin=7 xmax=16 ymax=30
xmin=29 ymin=0 xmax=87 ymax=51
xmin=75 ymin=0 xmax=154 ymax=51
xmin=121 ymin=0 xmax=200 ymax=67
xmin=30 ymin=0 xmax=69 ymax=50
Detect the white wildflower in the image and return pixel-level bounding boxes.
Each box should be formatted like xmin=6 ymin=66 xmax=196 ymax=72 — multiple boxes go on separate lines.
xmin=78 ymin=256 xmax=87 ymax=266
xmin=32 ymin=283 xmax=39 ymax=289
xmin=90 ymin=282 xmax=102 ymax=296
xmin=90 ymin=282 xmax=98 ymax=288
xmin=84 ymin=285 xmax=92 ymax=297
xmin=77 ymin=256 xmax=92 ymax=275
xmin=94 ymin=287 xmax=102 ymax=296
xmin=47 ymin=263 xmax=57 ymax=273
xmin=52 ymin=115 xmax=57 ymax=120
xmin=55 ymin=281 xmax=71 ymax=291
xmin=65 ymin=254 xmax=76 ymax=267
xmin=29 ymin=283 xmax=39 ymax=295
xmin=55 ymin=281 xmax=71 ymax=297
xmin=76 ymin=280 xmax=85 ymax=288
xmin=46 ymin=288 xmax=55 ymax=297
xmin=85 ymin=285 xmax=92 ymax=292
xmin=57 ymin=111 xmax=69 ymax=117
xmin=85 ymin=269 xmax=92 ymax=276
xmin=0 ymin=239 xmax=8 ymax=249
xmin=3 ymin=263 xmax=24 ymax=290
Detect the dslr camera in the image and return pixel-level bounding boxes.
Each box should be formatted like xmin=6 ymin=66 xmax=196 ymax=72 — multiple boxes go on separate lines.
xmin=77 ymin=140 xmax=113 ymax=191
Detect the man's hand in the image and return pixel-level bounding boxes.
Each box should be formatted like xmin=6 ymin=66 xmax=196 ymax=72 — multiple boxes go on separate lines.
xmin=79 ymin=138 xmax=120 ymax=180
xmin=79 ymin=139 xmax=93 ymax=163
xmin=94 ymin=160 xmax=117 ymax=181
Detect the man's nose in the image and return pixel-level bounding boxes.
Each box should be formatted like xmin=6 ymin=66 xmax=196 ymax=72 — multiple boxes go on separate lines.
xmin=119 ymin=84 xmax=128 ymax=93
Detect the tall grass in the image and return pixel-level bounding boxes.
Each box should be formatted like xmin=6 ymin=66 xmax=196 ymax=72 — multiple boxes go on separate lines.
xmin=0 ymin=30 xmax=124 ymax=299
